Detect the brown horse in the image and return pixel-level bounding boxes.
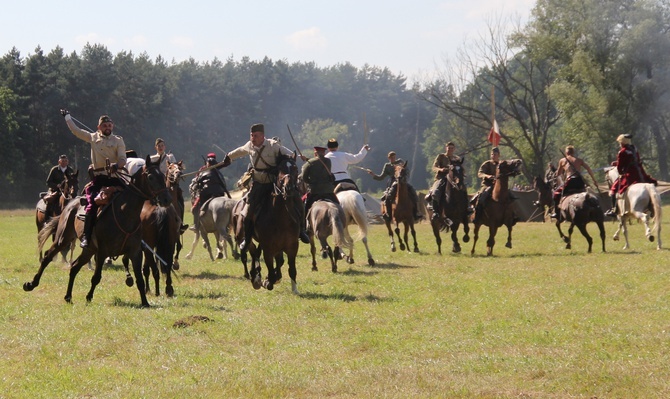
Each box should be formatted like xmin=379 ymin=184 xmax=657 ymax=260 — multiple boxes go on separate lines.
xmin=307 ymin=200 xmax=353 ymax=273
xmin=429 ymin=158 xmax=470 ymax=254
xmin=24 ymin=156 xmax=171 ymax=307
xmin=555 ymin=191 xmax=606 ymax=253
xmin=532 ymin=175 xmax=554 ymax=222
xmin=381 ymin=161 xmax=419 ymax=253
xmin=36 ymin=170 xmax=79 ymax=261
xmin=237 ymin=157 xmax=301 ymax=293
xmin=470 ymin=159 xmax=522 ymax=256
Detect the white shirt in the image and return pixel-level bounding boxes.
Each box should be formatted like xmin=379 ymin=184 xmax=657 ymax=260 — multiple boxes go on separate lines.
xmin=324 ymin=146 xmax=369 ymax=181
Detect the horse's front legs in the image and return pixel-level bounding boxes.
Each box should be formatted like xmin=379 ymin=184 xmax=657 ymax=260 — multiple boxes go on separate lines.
xmin=385 ymin=221 xmax=396 ymax=252
xmin=575 ymin=223 xmax=594 ymax=253
xmin=408 ymin=224 xmax=419 ymax=253
xmin=450 ymin=225 xmax=461 ymax=253
xmin=394 ymin=226 xmax=406 ymax=252
xmin=486 ymin=225 xmax=498 ymax=256
xmin=62 ymin=249 xmax=94 ymax=304
xmin=470 ymin=223 xmax=482 ymax=256
xmin=505 ymin=225 xmax=513 ymax=249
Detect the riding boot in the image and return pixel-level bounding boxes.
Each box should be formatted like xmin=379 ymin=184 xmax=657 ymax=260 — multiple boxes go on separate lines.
xmin=412 ymin=202 xmax=423 ymax=221
xmin=299 ymin=217 xmax=310 ymax=244
xmin=190 ymin=205 xmax=200 ymax=232
xmin=383 ymin=199 xmax=393 ymax=222
xmin=80 ymin=212 xmax=94 ymax=248
xmin=604 ymin=195 xmax=617 ymax=217
xmin=430 ymin=198 xmax=441 ymax=222
xmin=549 ymin=204 xmax=559 ymax=219
xmin=239 ymin=216 xmax=254 ymax=252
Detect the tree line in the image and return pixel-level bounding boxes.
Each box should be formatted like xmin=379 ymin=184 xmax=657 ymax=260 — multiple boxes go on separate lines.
xmin=1 ymin=0 xmax=668 ymax=208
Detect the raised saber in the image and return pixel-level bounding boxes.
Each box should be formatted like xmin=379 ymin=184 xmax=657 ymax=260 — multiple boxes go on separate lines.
xmin=287 ymin=124 xmax=333 ymax=177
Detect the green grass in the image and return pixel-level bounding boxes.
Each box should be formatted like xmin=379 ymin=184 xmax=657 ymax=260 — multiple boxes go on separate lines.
xmin=1 ymin=208 xmax=670 ymax=398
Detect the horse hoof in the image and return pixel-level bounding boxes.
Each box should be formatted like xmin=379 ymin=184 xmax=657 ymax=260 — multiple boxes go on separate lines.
xmin=505 ymin=242 xmax=512 ymax=249
xmin=125 ymin=277 xmax=134 ymax=287
xmin=263 ymin=279 xmax=274 ymax=291
xmin=368 ymin=258 xmax=375 ymax=266
xmin=321 ymin=250 xmax=328 ymax=259
xmin=400 ymin=244 xmax=406 ymax=251
xmin=23 ymin=282 xmax=35 ymax=292
xmin=347 ymin=257 xmax=354 ymax=264
xmin=566 ymin=244 xmax=571 ymax=250
xmin=252 ymin=277 xmax=262 ymax=290
xmin=413 ymin=248 xmax=419 ymax=253
xmin=166 ymin=286 xmax=174 ymax=297
xmin=391 ymin=246 xmax=396 ymax=252
xmin=649 ymin=236 xmax=655 ymax=242
xmin=462 ymin=235 xmax=470 ymax=243
xmin=173 ymin=260 xmax=180 ymax=271
xmin=217 ymin=252 xmax=223 ymax=259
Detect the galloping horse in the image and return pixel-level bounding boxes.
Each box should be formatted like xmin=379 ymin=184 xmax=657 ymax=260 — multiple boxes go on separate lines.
xmin=605 ymin=167 xmax=662 ymax=250
xmin=381 ymin=161 xmax=419 ymax=253
xmin=336 ymin=190 xmax=375 ymax=266
xmin=307 ymin=200 xmax=353 ymax=273
xmin=470 ymin=159 xmax=522 ymax=256
xmin=36 ymin=170 xmax=79 ymax=261
xmin=246 ymin=156 xmax=302 ymax=293
xmin=532 ymin=175 xmax=554 ymax=222
xmin=429 ymin=158 xmax=470 ymax=254
xmin=185 ymin=196 xmax=239 ymax=261
xmin=555 ymin=190 xmax=606 ymax=253
xmin=24 ymin=157 xmax=172 ymax=307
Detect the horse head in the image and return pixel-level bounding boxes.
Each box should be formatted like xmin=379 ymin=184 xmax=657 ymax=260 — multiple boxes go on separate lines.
xmin=604 ymin=166 xmax=618 ymax=188
xmin=60 ymin=170 xmax=79 ymax=199
xmin=497 ymin=159 xmax=523 ymax=178
xmin=447 ymin=158 xmax=466 ymax=189
xmin=276 ymin=156 xmax=299 ymax=200
xmin=127 ymin=156 xmax=171 ymax=207
xmin=394 ymin=160 xmax=409 ymax=184
xmin=166 ymin=160 xmax=184 ymax=189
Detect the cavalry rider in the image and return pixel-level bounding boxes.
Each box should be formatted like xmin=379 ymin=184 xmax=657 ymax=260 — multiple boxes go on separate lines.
xmin=324 ymin=138 xmax=370 ymax=192
xmin=470 ymin=147 xmax=500 ymax=224
xmin=61 ymin=110 xmax=126 ymax=248
xmin=427 ymin=141 xmax=468 ymax=221
xmin=223 ymin=123 xmax=310 ymax=252
xmin=301 ymin=146 xmax=339 ymax=229
xmin=44 ymin=154 xmax=76 ymax=216
xmin=151 ymin=138 xmax=186 ymax=231
xmin=604 ymin=134 xmax=657 ymax=217
xmin=550 ymin=145 xmax=599 ymax=219
xmin=190 ymin=152 xmax=229 ymax=230
xmin=367 ymin=151 xmax=422 ymax=222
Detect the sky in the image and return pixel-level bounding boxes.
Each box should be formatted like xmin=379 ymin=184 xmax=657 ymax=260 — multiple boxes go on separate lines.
xmin=3 ymin=0 xmax=535 ymax=82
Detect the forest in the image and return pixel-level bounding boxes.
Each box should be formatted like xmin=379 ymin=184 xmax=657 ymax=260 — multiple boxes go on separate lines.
xmin=0 ymin=0 xmax=668 ymax=207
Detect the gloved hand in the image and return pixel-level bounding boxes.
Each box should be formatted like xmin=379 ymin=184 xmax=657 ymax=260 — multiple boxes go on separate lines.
xmin=222 ymin=155 xmax=232 ymax=167
xmin=60 ymin=109 xmax=69 ymax=117
xmin=109 ymin=163 xmax=119 ymax=174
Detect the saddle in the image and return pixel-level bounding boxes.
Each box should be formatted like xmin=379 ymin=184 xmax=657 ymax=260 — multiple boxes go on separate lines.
xmin=334 ymin=182 xmax=357 ymax=194
xmin=76 ymin=186 xmax=124 ymax=221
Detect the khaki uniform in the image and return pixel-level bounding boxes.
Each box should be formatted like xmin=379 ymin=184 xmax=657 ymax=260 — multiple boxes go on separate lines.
xmin=65 ymin=120 xmax=126 ymax=175
xmin=227 ymin=138 xmax=294 ymax=183
xmin=150 ymin=152 xmax=177 ymax=175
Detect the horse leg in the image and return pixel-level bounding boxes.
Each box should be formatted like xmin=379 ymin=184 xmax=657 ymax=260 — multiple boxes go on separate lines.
xmin=332 ymin=245 xmax=340 ymax=273
xmin=145 ymin=248 xmax=160 ymax=296
xmin=596 ymin=221 xmax=606 ymax=253
xmin=24 ymin=238 xmax=72 ymax=292
xmin=250 ymin=245 xmax=263 ymax=290
xmin=173 ymin=238 xmax=182 ymax=271
xmin=637 ymin=212 xmax=654 ymax=242
xmin=361 ymin=236 xmax=375 ymax=266
xmin=63 ymin=249 xmax=94 ymax=303
xmin=262 ymin=251 xmax=276 ymax=291
xmin=450 ymin=224 xmax=461 ymax=253
xmin=185 ymin=228 xmax=200 ymax=259
xmin=620 ymin=216 xmax=631 ymax=250
xmin=288 ymin=252 xmax=299 ymax=295
xmin=486 ymin=225 xmax=497 ymax=256
xmin=394 ymin=225 xmax=405 ymax=251
xmin=431 ymin=219 xmax=443 ymax=255
xmin=575 ymin=223 xmax=594 ymax=253
xmin=121 ymin=254 xmax=134 ymax=287
xmin=201 ymin=231 xmax=215 ymax=261
xmin=82 ymin=253 xmax=105 ymax=303
xmin=309 ymin=232 xmax=318 ymax=271
xmin=462 ymin=218 xmax=470 ymax=243
xmin=565 ymin=223 xmax=574 ymax=250
xmin=214 ymin=231 xmax=224 ymax=260
xmin=385 ymin=221 xmax=396 ymax=252
xmin=274 ymin=254 xmax=284 ymax=284
xmin=130 ymin=250 xmax=151 ymax=307
xmin=470 ymin=223 xmax=481 ymax=256
xmin=505 ymin=225 xmax=513 ymax=249
xmin=409 ymin=224 xmax=419 ymax=253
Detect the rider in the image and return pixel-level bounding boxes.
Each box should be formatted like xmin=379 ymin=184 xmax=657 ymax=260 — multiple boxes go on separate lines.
xmin=301 ymin=146 xmax=339 ymax=227
xmin=604 ymin=134 xmax=657 ymax=217
xmin=190 ymin=152 xmax=229 ymax=230
xmin=550 ymin=145 xmax=599 ymax=219
xmin=151 ymin=138 xmax=187 ymax=231
xmin=470 ymin=147 xmax=500 ymax=224
xmin=61 ymin=110 xmax=126 ymax=248
xmin=44 ymin=154 xmax=76 ymax=216
xmin=367 ymin=151 xmax=422 ymax=222
xmin=324 ymin=138 xmax=370 ymax=192
xmin=223 ymin=123 xmax=310 ymax=252
xmin=427 ymin=141 xmax=468 ymax=221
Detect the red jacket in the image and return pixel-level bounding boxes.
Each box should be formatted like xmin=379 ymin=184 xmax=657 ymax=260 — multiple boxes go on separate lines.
xmin=610 ymin=144 xmax=657 ymax=194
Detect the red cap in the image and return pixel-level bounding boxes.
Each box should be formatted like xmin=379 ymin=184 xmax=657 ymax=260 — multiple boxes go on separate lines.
xmin=207 ymin=152 xmax=216 ymax=158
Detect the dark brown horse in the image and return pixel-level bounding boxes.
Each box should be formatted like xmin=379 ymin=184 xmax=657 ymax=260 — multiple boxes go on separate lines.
xmin=381 ymin=161 xmax=419 ymax=253
xmin=470 ymin=159 xmax=522 ymax=256
xmin=24 ymin=156 xmax=171 ymax=307
xmin=307 ymin=200 xmax=353 ymax=273
xmin=429 ymin=158 xmax=470 ymax=254
xmin=555 ymin=191 xmax=606 ymax=253
xmin=36 ymin=170 xmax=79 ymax=261
xmin=532 ymin=175 xmax=554 ymax=222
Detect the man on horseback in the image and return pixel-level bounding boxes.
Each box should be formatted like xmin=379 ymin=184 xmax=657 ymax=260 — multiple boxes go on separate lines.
xmin=152 ymin=138 xmax=187 ymax=231
xmin=604 ymin=134 xmax=657 ymax=217
xmin=470 ymin=147 xmax=500 ymax=224
xmin=224 ymin=123 xmax=310 ymax=252
xmin=44 ymin=154 xmax=75 ymax=216
xmin=427 ymin=141 xmax=469 ymax=222
xmin=190 ymin=152 xmax=230 ymax=231
xmin=367 ymin=151 xmax=422 ymax=222
xmin=550 ymin=145 xmax=599 ymax=219
xmin=325 ymin=138 xmax=370 ymax=192
xmin=61 ymin=110 xmax=126 ymax=248
xmin=301 ymin=146 xmax=339 ymax=228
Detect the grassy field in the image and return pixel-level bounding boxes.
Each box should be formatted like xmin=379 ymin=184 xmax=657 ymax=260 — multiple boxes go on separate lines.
xmin=1 ymin=207 xmax=669 ymax=398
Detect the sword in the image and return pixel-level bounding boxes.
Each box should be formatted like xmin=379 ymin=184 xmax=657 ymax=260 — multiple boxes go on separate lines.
xmin=141 ymin=240 xmax=168 ymax=267
xmin=351 ymin=165 xmax=372 ymax=173
xmin=287 ymin=124 xmax=333 ymax=177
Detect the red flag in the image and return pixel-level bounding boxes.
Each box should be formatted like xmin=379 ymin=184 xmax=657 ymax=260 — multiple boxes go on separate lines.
xmin=487 ymin=119 xmax=501 ymax=146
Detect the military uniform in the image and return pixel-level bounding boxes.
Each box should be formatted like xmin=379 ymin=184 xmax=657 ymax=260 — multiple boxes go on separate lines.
xmin=370 ymin=158 xmax=421 ymax=221
xmin=428 ymin=152 xmax=462 ymax=217
xmin=46 ymin=165 xmax=75 ymax=192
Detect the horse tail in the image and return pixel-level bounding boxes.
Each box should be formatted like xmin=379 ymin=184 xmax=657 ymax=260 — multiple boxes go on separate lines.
xmin=648 ymin=185 xmax=662 ymax=239
xmin=332 ymin=208 xmax=353 ymax=251
xmin=37 ymin=215 xmax=61 ymax=253
xmin=155 ymin=207 xmax=173 ymax=274
xmin=346 ymin=193 xmax=368 ymax=241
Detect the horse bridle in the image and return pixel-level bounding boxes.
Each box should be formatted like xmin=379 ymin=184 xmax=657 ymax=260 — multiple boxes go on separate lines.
xmin=117 ymin=166 xmax=170 ymax=201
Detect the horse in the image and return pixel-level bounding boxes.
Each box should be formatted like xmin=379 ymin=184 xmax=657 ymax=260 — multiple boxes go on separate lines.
xmin=555 ymin=190 xmax=606 ymax=253
xmin=380 ymin=161 xmax=419 ymax=253
xmin=470 ymin=159 xmax=522 ymax=256
xmin=24 ymin=156 xmax=172 ymax=307
xmin=605 ymin=167 xmax=662 ymax=250
xmin=243 ymin=156 xmax=302 ymax=293
xmin=429 ymin=158 xmax=470 ymax=254
xmin=532 ymin=174 xmax=554 ymax=222
xmin=336 ymin=190 xmax=375 ymax=266
xmin=185 ymin=196 xmax=239 ymax=261
xmin=307 ymin=200 xmax=353 ymax=273
xmin=121 ymin=202 xmax=182 ymax=297
xmin=36 ymin=170 xmax=79 ymax=261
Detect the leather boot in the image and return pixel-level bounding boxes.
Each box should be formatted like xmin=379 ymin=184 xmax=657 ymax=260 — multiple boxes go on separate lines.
xmin=604 ymin=195 xmax=617 ymax=217
xmin=239 ymin=216 xmax=254 ymax=252
xmin=383 ymin=199 xmax=393 ymax=222
xmin=549 ymin=205 xmax=559 ymax=219
xmin=80 ymin=212 xmax=94 ymax=248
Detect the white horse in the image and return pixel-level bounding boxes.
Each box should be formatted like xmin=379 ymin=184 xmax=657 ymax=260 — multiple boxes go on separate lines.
xmin=605 ymin=167 xmax=662 ymax=250
xmin=336 ymin=190 xmax=375 ymax=266
xmin=185 ymin=196 xmax=239 ymax=261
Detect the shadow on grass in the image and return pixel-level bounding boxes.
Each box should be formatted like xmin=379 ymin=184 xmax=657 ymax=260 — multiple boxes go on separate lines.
xmin=180 ymin=271 xmax=247 ymax=281
xmin=298 ymin=291 xmax=394 ymax=303
xmin=368 ymin=262 xmax=417 ymax=270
